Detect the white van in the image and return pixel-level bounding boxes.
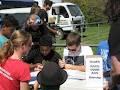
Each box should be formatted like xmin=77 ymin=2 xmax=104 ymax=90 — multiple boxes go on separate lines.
xmin=0 ymin=2 xmax=85 ymax=38
xmin=49 ymin=2 xmax=85 ymax=32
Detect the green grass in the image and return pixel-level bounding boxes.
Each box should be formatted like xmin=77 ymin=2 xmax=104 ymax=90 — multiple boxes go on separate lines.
xmin=82 ymin=24 xmax=110 ymax=45
xmin=55 ymin=24 xmax=110 ymax=56
xmin=55 ymin=47 xmax=64 ymax=57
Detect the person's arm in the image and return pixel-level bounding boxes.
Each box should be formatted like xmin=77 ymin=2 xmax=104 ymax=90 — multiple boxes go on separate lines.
xmin=19 ymin=63 xmax=31 ymax=90
xmin=65 ymin=64 xmax=85 ymax=72
xmin=47 ymin=25 xmax=57 ymax=34
xmin=20 ymin=81 xmax=30 ymax=90
xmin=33 ymin=80 xmax=40 ymax=90
xmin=29 ymin=63 xmax=43 ymax=71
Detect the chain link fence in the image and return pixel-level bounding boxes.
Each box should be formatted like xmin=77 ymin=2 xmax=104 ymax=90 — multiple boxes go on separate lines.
xmin=81 ymin=22 xmax=110 ymax=45
xmin=54 ymin=22 xmax=110 ymax=55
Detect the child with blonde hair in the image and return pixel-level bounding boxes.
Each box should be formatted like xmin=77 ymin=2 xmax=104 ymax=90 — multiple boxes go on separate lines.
xmin=0 ymin=30 xmax=32 ymax=90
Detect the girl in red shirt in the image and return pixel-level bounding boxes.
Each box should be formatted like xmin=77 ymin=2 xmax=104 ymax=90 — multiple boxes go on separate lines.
xmin=0 ymin=30 xmax=32 ymax=90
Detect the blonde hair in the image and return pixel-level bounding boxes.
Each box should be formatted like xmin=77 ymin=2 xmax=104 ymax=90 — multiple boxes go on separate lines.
xmin=0 ymin=30 xmax=31 ymax=63
xmin=0 ymin=41 xmax=14 ymax=62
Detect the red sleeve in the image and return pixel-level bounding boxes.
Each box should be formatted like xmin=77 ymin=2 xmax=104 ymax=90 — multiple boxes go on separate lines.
xmin=18 ymin=62 xmax=31 ymax=82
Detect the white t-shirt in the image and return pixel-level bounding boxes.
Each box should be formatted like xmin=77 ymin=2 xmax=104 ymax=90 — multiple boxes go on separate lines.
xmin=63 ymin=46 xmax=93 ymax=65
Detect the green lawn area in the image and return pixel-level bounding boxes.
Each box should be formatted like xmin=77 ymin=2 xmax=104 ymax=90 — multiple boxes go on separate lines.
xmin=55 ymin=24 xmax=110 ymax=56
xmin=82 ymin=24 xmax=110 ymax=45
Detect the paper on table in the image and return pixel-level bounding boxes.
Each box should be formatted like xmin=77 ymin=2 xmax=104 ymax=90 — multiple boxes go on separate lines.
xmin=30 ymin=71 xmax=39 ymax=77
xmin=66 ymin=70 xmax=86 ymax=80
xmin=29 ymin=81 xmax=36 ymax=85
xmin=29 ymin=71 xmax=39 ymax=85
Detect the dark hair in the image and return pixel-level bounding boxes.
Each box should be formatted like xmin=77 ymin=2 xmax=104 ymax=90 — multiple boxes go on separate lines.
xmin=104 ymin=0 xmax=120 ymax=22
xmin=39 ymin=35 xmax=52 ymax=46
xmin=44 ymin=0 xmax=53 ymax=7
xmin=66 ymin=32 xmax=81 ymax=46
xmin=30 ymin=4 xmax=41 ymax=15
xmin=2 ymin=14 xmax=20 ymax=29
xmin=0 ymin=30 xmax=31 ymax=63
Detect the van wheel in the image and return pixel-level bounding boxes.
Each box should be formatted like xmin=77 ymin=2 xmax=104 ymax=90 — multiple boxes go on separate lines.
xmin=55 ymin=28 xmax=64 ymax=40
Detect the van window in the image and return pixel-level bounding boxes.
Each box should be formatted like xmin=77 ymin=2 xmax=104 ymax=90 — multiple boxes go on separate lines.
xmin=67 ymin=5 xmax=82 ymax=16
xmin=59 ymin=6 xmax=69 ymax=18
xmin=52 ymin=6 xmax=69 ymax=18
xmin=0 ymin=13 xmax=29 ymax=26
xmin=52 ymin=8 xmax=57 ymax=15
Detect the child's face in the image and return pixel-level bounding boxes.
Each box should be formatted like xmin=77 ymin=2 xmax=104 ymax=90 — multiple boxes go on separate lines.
xmin=45 ymin=5 xmax=52 ymax=11
xmin=67 ymin=44 xmax=80 ymax=53
xmin=3 ymin=26 xmax=15 ymax=38
xmin=27 ymin=15 xmax=39 ymax=30
xmin=40 ymin=46 xmax=52 ymax=56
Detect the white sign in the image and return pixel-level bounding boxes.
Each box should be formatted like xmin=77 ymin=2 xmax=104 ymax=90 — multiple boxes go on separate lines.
xmin=86 ymin=55 xmax=103 ymax=88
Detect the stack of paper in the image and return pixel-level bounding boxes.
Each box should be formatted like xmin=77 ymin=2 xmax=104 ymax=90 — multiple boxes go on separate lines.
xmin=66 ymin=70 xmax=86 ymax=80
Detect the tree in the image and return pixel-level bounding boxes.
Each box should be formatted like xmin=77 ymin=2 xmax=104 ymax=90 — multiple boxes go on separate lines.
xmin=64 ymin=0 xmax=107 ymax=23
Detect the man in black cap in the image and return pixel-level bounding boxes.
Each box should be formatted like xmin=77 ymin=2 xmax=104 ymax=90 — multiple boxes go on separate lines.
xmin=37 ymin=62 xmax=68 ymax=90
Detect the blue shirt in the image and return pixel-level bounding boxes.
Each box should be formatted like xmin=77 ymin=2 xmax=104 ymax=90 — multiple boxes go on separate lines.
xmin=97 ymin=40 xmax=111 ymax=72
xmin=0 ymin=35 xmax=8 ymax=48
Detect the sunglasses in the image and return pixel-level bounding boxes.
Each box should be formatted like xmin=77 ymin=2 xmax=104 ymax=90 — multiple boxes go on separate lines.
xmin=67 ymin=45 xmax=81 ymax=52
xmin=67 ymin=48 xmax=77 ymax=51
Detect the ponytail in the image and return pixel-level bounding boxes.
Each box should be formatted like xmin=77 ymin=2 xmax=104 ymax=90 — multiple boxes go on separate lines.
xmin=0 ymin=30 xmax=32 ymax=63
xmin=0 ymin=40 xmax=14 ymax=63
